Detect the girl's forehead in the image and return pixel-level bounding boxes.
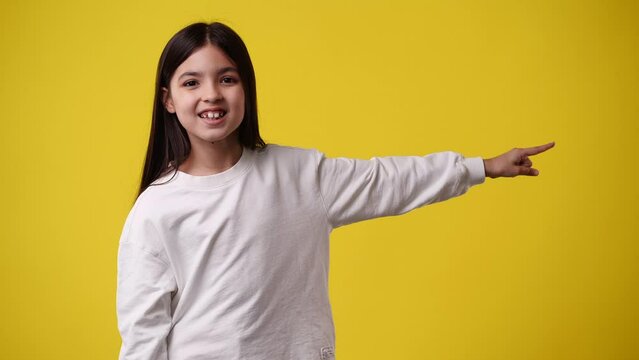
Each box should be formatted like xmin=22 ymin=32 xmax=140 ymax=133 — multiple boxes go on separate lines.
xmin=180 ymin=44 xmax=235 ymax=70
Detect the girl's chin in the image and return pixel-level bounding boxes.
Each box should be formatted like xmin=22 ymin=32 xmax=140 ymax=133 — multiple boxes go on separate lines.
xmin=189 ymin=132 xmax=241 ymax=147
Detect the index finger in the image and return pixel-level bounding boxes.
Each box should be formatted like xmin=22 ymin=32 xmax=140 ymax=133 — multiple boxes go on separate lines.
xmin=522 ymin=141 xmax=555 ymax=156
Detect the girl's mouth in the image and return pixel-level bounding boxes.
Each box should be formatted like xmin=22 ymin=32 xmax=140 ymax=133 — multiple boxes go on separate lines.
xmin=199 ymin=110 xmax=226 ymax=120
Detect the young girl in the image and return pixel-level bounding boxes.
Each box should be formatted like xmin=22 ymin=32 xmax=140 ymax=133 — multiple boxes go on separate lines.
xmin=116 ymin=22 xmax=554 ymax=360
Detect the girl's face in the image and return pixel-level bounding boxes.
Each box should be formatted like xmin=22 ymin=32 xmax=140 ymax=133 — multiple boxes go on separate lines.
xmin=162 ymin=44 xmax=245 ymax=148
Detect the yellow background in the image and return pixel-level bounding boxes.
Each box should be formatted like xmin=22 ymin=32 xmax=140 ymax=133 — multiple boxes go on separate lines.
xmin=1 ymin=0 xmax=637 ymax=359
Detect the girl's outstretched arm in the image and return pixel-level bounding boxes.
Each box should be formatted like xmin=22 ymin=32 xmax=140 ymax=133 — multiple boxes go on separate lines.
xmin=315 ymin=149 xmax=486 ymax=228
xmin=483 ymin=142 xmax=555 ymax=178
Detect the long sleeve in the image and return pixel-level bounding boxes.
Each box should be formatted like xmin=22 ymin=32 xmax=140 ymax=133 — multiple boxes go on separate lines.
xmin=316 ymin=150 xmax=485 ymax=228
xmin=116 ymin=206 xmax=177 ymax=360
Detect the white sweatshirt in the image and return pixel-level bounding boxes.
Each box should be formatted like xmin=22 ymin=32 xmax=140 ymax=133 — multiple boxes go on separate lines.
xmin=116 ymin=144 xmax=485 ymax=360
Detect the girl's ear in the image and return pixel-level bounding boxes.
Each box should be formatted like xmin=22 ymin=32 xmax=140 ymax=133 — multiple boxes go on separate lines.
xmin=162 ymin=87 xmax=176 ymax=113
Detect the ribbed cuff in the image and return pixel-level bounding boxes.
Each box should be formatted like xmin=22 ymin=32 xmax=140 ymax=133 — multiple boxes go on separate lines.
xmin=463 ymin=157 xmax=486 ymax=186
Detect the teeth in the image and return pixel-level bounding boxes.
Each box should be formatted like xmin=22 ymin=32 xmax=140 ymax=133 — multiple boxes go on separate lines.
xmin=201 ymin=111 xmax=225 ymax=119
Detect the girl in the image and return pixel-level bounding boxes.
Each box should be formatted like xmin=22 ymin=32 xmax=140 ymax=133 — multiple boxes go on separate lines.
xmin=116 ymin=22 xmax=554 ymax=360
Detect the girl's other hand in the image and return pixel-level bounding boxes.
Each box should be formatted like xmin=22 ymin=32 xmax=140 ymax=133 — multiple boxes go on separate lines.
xmin=483 ymin=142 xmax=555 ymax=178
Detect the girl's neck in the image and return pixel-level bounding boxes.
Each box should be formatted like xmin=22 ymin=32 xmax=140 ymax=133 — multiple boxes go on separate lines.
xmin=179 ymin=138 xmax=243 ymax=176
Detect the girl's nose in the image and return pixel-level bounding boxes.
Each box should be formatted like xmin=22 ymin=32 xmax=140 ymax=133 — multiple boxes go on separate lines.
xmin=202 ymin=83 xmax=223 ymax=102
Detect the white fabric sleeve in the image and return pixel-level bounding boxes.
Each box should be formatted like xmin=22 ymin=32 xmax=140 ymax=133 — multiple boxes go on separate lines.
xmin=116 ymin=212 xmax=177 ymax=360
xmin=316 ymin=151 xmax=485 ymax=228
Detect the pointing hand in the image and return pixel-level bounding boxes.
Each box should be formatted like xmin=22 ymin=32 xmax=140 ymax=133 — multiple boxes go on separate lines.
xmin=483 ymin=142 xmax=555 ymax=178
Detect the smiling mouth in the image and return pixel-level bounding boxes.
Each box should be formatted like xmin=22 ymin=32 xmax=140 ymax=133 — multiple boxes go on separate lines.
xmin=199 ymin=110 xmax=226 ymax=119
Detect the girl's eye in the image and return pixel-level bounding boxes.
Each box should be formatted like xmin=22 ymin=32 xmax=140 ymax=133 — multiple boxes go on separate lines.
xmin=183 ymin=80 xmax=198 ymax=87
xmin=221 ymin=76 xmax=237 ymax=84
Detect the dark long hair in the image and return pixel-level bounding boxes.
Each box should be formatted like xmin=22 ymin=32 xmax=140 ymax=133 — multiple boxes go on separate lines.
xmin=137 ymin=22 xmax=266 ymax=197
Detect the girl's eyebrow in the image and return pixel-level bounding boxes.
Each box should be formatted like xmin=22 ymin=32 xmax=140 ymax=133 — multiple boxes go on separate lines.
xmin=177 ymin=67 xmax=239 ymax=80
